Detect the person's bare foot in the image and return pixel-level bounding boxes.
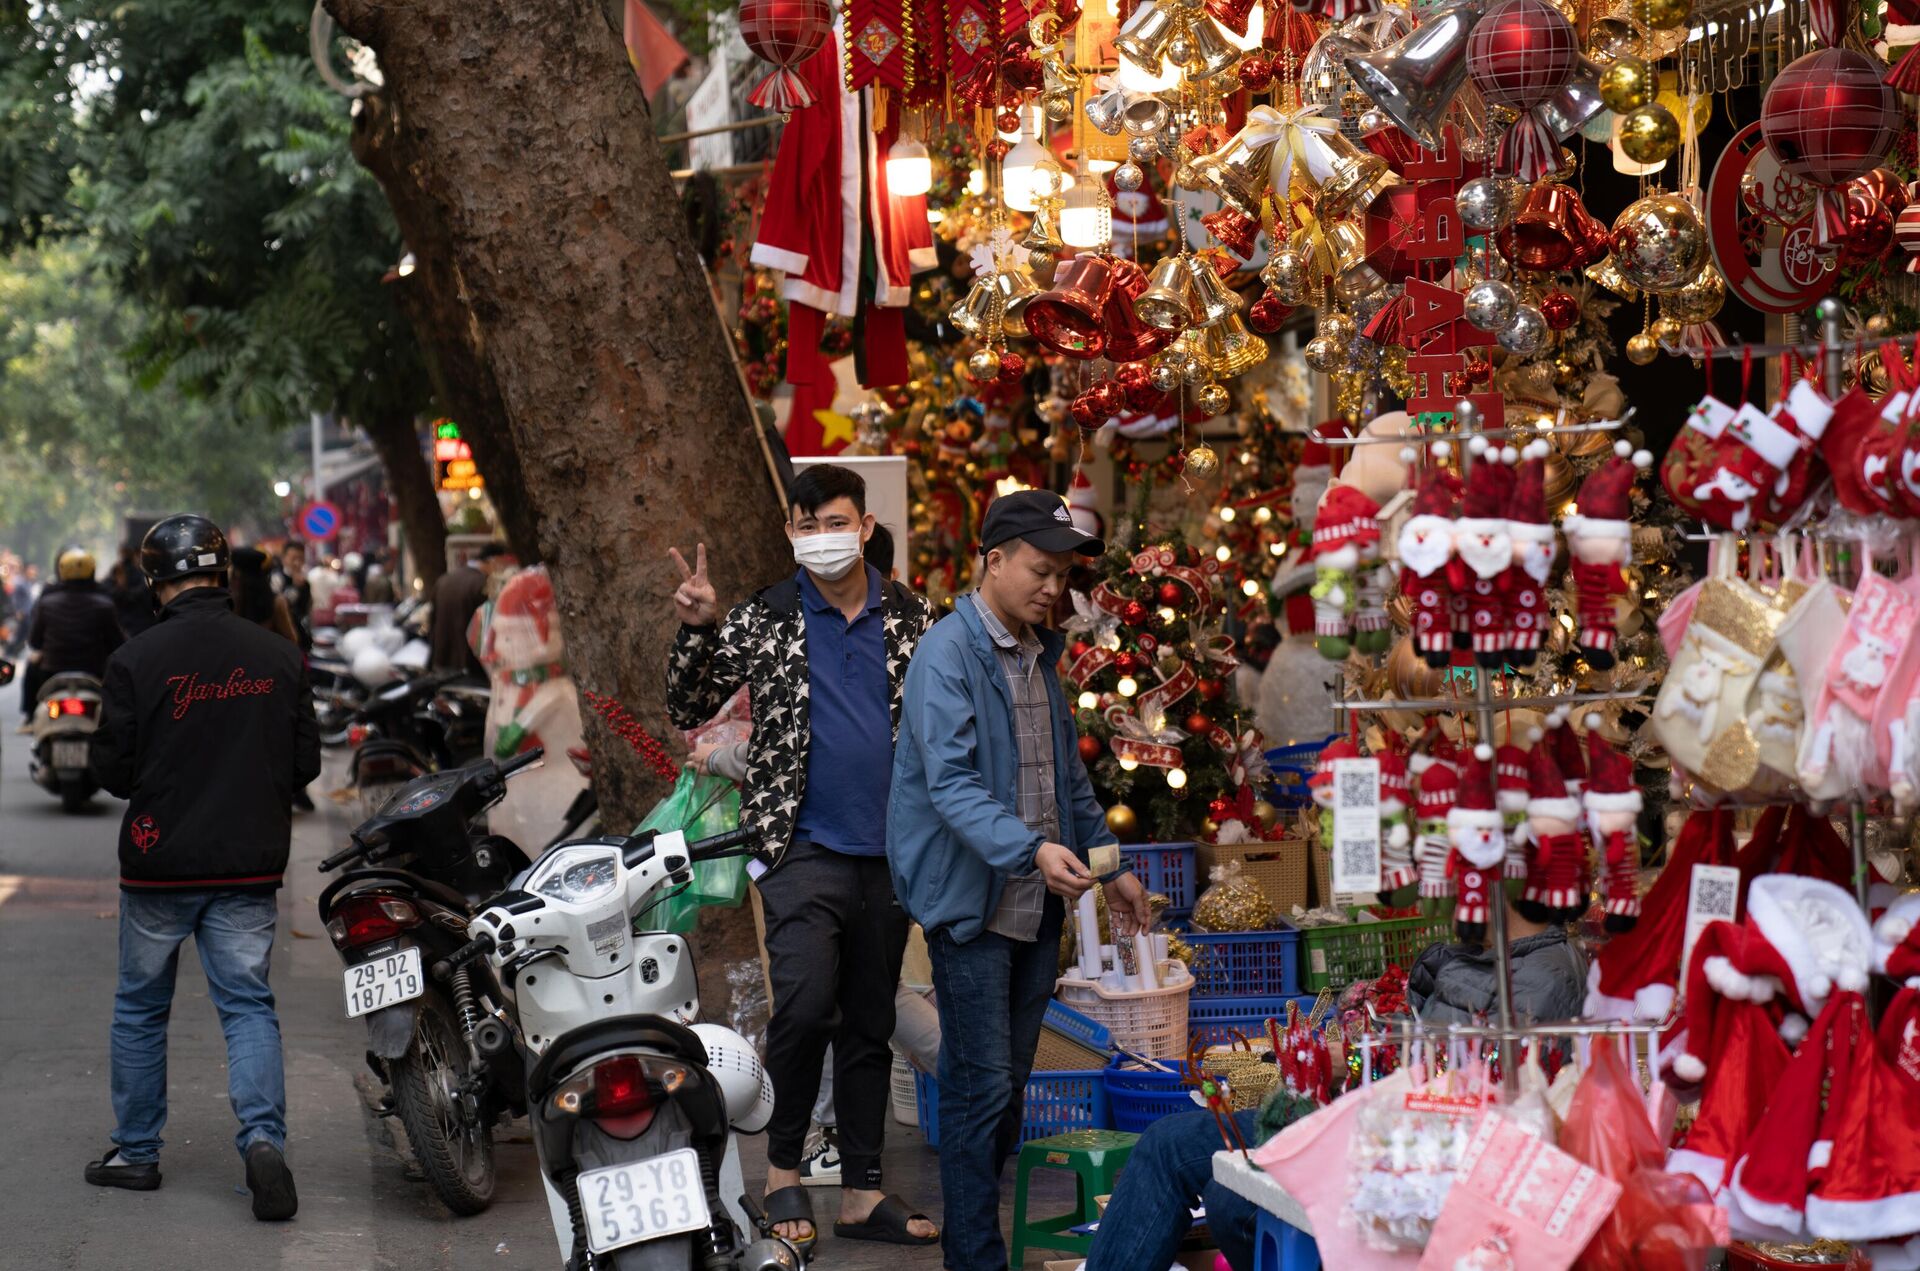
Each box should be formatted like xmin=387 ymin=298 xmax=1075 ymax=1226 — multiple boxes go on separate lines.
xmin=764 ymin=1165 xmax=814 ymax=1243
xmin=839 ymin=1187 xmax=937 ymax=1240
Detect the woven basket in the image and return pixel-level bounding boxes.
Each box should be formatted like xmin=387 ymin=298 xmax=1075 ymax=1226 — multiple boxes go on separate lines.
xmin=1056 ymin=962 xmax=1194 ymax=1058
xmin=1200 ymin=839 xmax=1310 ymax=916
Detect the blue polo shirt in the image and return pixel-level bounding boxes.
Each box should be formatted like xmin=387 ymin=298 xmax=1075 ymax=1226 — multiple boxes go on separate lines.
xmin=792 ymin=565 xmax=893 ymax=855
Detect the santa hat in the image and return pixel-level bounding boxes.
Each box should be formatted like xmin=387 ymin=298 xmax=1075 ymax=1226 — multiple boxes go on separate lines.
xmin=1309 ymin=737 xmax=1361 ymax=792
xmin=1547 ymin=709 xmax=1587 ymax=794
xmin=1414 ymin=755 xmax=1459 ymax=822
xmin=1672 ymin=874 xmax=1873 ymax=1082
xmin=1506 ymin=440 xmax=1556 ymax=541
xmin=1875 ymin=892 xmax=1920 ymax=987
xmin=1789 ymin=991 xmax=1920 ymax=1244
xmin=1565 ymin=441 xmax=1649 ymax=537
xmin=1581 ymin=718 xmax=1641 ymax=816
xmin=1494 ymin=743 xmax=1531 ymax=814
xmin=1299 ymin=425 xmax=1336 ymax=481
xmin=1457 ymin=440 xmax=1516 ymax=526
xmin=1665 ymin=992 xmax=1795 ymax=1200
xmin=1524 ymin=734 xmax=1581 ymax=824
xmin=1308 ymin=484 xmax=1382 ymax=558
xmin=1446 ymin=744 xmax=1503 ymax=831
xmin=1067 ymin=467 xmax=1104 ymax=538
xmin=1377 ymin=744 xmax=1409 ymax=812
xmin=1396 ymin=458 xmax=1462 ymax=573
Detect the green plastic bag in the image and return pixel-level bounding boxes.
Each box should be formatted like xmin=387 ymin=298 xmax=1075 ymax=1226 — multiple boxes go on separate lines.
xmin=635 ymin=768 xmax=746 ymax=934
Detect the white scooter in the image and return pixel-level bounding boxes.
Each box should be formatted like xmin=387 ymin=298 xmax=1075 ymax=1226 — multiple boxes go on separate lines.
xmin=435 ymin=825 xmax=800 ymax=1271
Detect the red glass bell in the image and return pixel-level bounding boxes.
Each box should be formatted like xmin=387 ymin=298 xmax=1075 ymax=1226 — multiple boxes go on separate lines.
xmin=1024 ymin=254 xmax=1115 ymax=360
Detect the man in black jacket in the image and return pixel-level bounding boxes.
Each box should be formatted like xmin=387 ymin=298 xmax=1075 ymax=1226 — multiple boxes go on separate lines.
xmin=83 ymin=515 xmax=320 ymax=1221
xmin=18 ymin=546 xmax=123 ymax=726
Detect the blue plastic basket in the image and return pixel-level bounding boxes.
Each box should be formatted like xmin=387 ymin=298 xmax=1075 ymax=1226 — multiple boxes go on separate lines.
xmin=1183 ymin=924 xmax=1301 ymax=999
xmin=1185 ymin=994 xmax=1319 ymax=1048
xmin=913 ymin=1065 xmax=1111 ymax=1150
xmin=1104 ymin=1058 xmax=1195 ymax=1133
xmin=1122 ymin=842 xmax=1198 ymax=914
xmin=1264 ymin=736 xmax=1335 ymax=811
xmin=1044 ymin=998 xmax=1115 ymax=1053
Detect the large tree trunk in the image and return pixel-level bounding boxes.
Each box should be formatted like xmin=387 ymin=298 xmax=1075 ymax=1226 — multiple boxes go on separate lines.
xmin=359 ymin=405 xmax=448 ymax=589
xmin=326 ymin=0 xmax=791 ymax=1027
xmin=348 ymin=92 xmax=544 ymax=564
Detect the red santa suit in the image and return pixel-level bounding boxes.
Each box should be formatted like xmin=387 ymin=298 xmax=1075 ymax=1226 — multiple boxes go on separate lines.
xmin=1502 ymin=443 xmax=1557 ymax=665
xmin=750 ymin=27 xmax=936 ymax=391
xmin=1449 ymin=448 xmax=1515 ymax=668
xmin=1563 ymin=446 xmax=1648 ymax=667
xmin=1396 ymin=463 xmax=1461 ymax=669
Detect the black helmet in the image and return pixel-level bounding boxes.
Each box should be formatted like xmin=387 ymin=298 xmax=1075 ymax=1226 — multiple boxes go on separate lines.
xmin=140 ymin=514 xmax=230 ymax=584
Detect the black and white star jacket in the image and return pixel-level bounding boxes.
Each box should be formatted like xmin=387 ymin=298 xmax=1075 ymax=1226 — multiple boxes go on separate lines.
xmin=665 ymin=573 xmax=935 ymax=874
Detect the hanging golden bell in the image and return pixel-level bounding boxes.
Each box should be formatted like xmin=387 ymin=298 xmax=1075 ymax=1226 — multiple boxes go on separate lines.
xmin=993 ymin=267 xmax=1043 ymax=325
xmin=1185 ymin=256 xmax=1245 ymax=327
xmin=948 ymin=279 xmax=997 ymax=337
xmin=1583 ymin=254 xmax=1642 ymax=301
xmin=1192 ymin=132 xmax=1273 ymax=220
xmin=1121 ymin=94 xmax=1170 ymax=137
xmin=1180 ymin=14 xmax=1243 ymax=81
xmin=1201 ymin=314 xmax=1269 ymax=378
xmin=1114 ymin=1 xmax=1178 ymax=69
xmin=1134 ymin=254 xmax=1200 ymax=332
xmin=1021 ymin=204 xmax=1066 ymax=257
xmin=1316 ymin=135 xmax=1399 ymax=220
xmin=1321 ymin=220 xmax=1385 ymax=301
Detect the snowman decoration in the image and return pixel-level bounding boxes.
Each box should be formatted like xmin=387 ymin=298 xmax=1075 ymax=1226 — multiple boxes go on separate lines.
xmin=475 ymin=565 xmax=587 ymax=850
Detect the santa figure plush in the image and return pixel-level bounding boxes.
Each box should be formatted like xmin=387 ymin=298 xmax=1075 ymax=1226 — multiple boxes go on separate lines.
xmin=1563 ymin=441 xmax=1651 ymax=670
xmin=1494 ymin=742 xmax=1532 ymax=881
xmin=1308 ymin=737 xmax=1362 ymax=863
xmin=1448 ymin=441 xmax=1517 ymax=668
xmin=1521 ymin=730 xmax=1585 ymax=923
xmin=1411 ymin=744 xmax=1460 ymax=902
xmin=1067 ymin=467 xmax=1104 ymax=540
xmin=1377 ymin=741 xmax=1417 ymax=896
xmin=475 ymin=566 xmax=588 ymax=852
xmin=1584 ymin=719 xmax=1643 ymax=932
xmin=1503 ymin=441 xmax=1558 ymax=666
xmin=1351 ymin=520 xmax=1395 ymax=656
xmin=1446 ymin=745 xmax=1507 ymax=943
xmin=1308 ymin=485 xmax=1382 ymax=661
xmin=1397 ymin=455 xmax=1464 ymax=669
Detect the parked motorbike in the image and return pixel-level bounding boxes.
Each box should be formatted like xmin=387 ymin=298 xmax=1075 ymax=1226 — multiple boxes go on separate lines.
xmin=435 ymin=824 xmax=800 ymax=1271
xmin=30 ymin=672 xmax=103 ymax=811
xmin=316 ymin=750 xmax=542 ymax=1214
xmin=309 ymin=651 xmax=366 ymax=748
xmin=345 ymin=671 xmax=492 ymax=819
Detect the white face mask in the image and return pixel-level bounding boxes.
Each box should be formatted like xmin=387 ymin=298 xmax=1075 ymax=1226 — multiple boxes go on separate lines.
xmin=791 ymin=530 xmax=864 ymax=581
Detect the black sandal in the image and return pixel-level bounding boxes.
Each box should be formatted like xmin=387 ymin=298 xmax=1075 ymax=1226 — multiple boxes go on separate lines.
xmin=764 ymin=1185 xmax=818 ymax=1250
xmin=833 ymin=1193 xmax=939 ymax=1246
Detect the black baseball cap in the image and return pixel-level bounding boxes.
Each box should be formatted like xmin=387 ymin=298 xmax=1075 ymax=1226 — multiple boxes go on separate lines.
xmin=980 ymin=489 xmax=1105 ymax=558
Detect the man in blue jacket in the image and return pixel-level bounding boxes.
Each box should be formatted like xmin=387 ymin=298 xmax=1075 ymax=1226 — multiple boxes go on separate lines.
xmin=889 ymin=489 xmax=1151 ymax=1271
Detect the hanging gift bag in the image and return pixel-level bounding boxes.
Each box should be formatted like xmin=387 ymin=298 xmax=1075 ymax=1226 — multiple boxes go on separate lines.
xmin=1799 ymin=566 xmax=1920 ymax=798
xmin=1651 ymin=542 xmax=1784 ymax=793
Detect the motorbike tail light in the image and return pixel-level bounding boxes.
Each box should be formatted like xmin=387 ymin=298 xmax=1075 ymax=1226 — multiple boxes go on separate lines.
xmin=347 ymin=724 xmax=371 ymax=748
xmin=551 ymin=1054 xmax=689 ymax=1139
xmin=590 ymin=1056 xmax=654 ymax=1119
xmin=325 ymin=893 xmax=421 ymax=949
xmin=49 ymin=698 xmax=89 ymax=718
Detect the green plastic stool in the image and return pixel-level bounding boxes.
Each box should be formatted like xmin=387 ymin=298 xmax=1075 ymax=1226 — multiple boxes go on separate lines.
xmin=1008 ymin=1128 xmax=1139 ymax=1268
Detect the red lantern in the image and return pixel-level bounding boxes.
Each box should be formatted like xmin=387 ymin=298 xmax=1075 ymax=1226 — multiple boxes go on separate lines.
xmin=1363 ymin=183 xmax=1423 ymax=282
xmin=741 ymin=0 xmax=834 ymax=113
xmin=1467 ymin=0 xmax=1578 ymax=181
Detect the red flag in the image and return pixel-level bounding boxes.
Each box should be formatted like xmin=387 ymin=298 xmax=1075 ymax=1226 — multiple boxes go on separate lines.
xmin=625 ymin=0 xmax=690 ymax=99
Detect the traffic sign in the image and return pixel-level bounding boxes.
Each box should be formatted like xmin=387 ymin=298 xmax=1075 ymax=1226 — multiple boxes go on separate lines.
xmin=300 ymin=500 xmax=342 ymax=541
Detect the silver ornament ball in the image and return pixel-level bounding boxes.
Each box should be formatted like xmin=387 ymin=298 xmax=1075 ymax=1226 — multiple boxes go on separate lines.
xmin=1497 ymin=304 xmax=1547 ymax=355
xmin=1128 ymin=134 xmax=1161 ymax=162
xmin=1114 ymin=161 xmax=1145 ymax=192
xmin=1463 ymin=278 xmax=1517 ymax=332
xmin=1455 ymin=177 xmax=1515 ymax=232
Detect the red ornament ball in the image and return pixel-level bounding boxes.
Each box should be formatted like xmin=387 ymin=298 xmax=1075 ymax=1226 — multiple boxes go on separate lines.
xmin=985 ymin=137 xmax=1011 ymax=161
xmin=995 ymin=109 xmax=1022 ymax=134
xmin=1466 ymin=0 xmax=1578 ymax=110
xmin=996 ymin=350 xmax=1027 ymax=386
xmin=1464 ymin=348 xmax=1493 ymax=384
xmin=1445 ymin=370 xmax=1472 ymax=397
xmin=1539 ymin=290 xmax=1580 ymax=330
xmin=1158 ymin=580 xmax=1184 ymax=605
xmin=1122 ymin=600 xmax=1150 ymax=627
xmin=1070 ymin=640 xmax=1091 ymax=660
xmin=1197 ymin=677 xmax=1225 ymax=702
xmin=1838 ymin=185 xmax=1896 ymax=262
xmin=1250 ymin=290 xmax=1293 ymax=333
xmin=1090 ymin=378 xmax=1128 ymax=416
xmin=1079 ymin=735 xmax=1104 ymax=762
xmin=1070 ymin=391 xmax=1106 ymax=429
xmin=1186 ymin=711 xmax=1213 ymax=734
xmin=1761 ymin=49 xmax=1900 ymax=189
xmin=1237 ymin=54 xmax=1275 ymax=92
xmin=1208 ymin=797 xmax=1232 ymax=820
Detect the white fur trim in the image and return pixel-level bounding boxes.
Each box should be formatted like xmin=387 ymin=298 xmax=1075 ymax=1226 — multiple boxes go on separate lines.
xmin=1583 ymin=790 xmax=1643 ymax=813
xmin=1779 ymin=1013 xmax=1809 ymax=1045
xmin=1388 ymin=822 xmax=1410 ymax=848
xmin=1875 ymin=895 xmax=1920 ymax=972
xmin=1527 ymin=797 xmax=1580 ymax=821
xmin=1806 ymin=1190 xmax=1920 ymax=1244
xmin=1666 ymin=1147 xmax=1728 ymax=1197
xmin=1863 ymin=1235 xmax=1920 ymax=1271
xmin=1447 ymin=808 xmax=1504 ymax=829
xmin=1673 ymin=1052 xmax=1706 ymax=1082
xmin=1495 ymin=790 xmax=1529 ymax=812
xmin=1733 ymin=404 xmax=1801 ymax=470
xmin=1784 ymin=379 xmax=1836 ymax=441
xmin=1704 ymin=955 xmax=1755 ymax=999
xmin=1727 ymin=1157 xmax=1812 ymax=1243
xmin=1747 ymin=875 xmax=1873 ymax=1013
xmin=1508 ymin=522 xmax=1556 ymax=541
xmin=1809 ymin=1140 xmax=1832 ymax=1170
xmin=1565 ymin=517 xmax=1630 ymax=539
xmin=1474 ymin=743 xmax=1493 ymax=761
xmin=749 ymin=242 xmax=811 ymax=276
xmin=1613 ymin=439 xmax=1632 ymax=458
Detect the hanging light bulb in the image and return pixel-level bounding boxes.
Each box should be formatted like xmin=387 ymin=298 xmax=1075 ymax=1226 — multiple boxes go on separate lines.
xmin=1002 ymin=108 xmax=1050 ymax=213
xmin=1119 ymin=756 xmax=1140 ymax=771
xmin=887 ymin=137 xmax=933 ymax=196
xmin=1215 ymin=544 xmax=1232 ymax=562
xmin=1078 ymin=691 xmax=1099 ymax=710
xmin=1117 ymin=52 xmax=1178 ymax=93
xmin=1166 ymin=767 xmax=1189 ymax=789
xmin=1117 ymin=675 xmax=1139 ymax=697
xmin=1058 ymin=161 xmax=1113 ymax=249
xmin=1241 ymin=578 xmax=1261 ymax=597
xmin=1219 ymin=506 xmax=1237 ymax=522
xmin=966 ymin=167 xmax=987 ymax=196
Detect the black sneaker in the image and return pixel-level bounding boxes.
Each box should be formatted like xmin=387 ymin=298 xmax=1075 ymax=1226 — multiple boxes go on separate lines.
xmin=244 ymin=1141 xmax=298 ymax=1221
xmin=85 ymin=1147 xmax=161 ymax=1191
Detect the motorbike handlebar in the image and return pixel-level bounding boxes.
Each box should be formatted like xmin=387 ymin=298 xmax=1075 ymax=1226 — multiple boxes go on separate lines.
xmin=497 ymin=747 xmax=546 ymax=778
xmin=688 ymin=826 xmax=757 ymax=860
xmin=431 ymin=931 xmax=497 ymax=981
xmin=318 ymin=840 xmax=371 ymax=872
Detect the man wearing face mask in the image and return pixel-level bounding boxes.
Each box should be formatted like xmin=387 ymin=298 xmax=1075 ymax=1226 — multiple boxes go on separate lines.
xmin=666 ymin=464 xmax=938 ymax=1251
xmin=888 ymin=489 xmax=1152 ymax=1271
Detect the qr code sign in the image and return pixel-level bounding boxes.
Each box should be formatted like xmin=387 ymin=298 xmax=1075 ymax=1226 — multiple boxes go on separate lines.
xmin=1692 ymin=871 xmax=1736 ymax=921
xmin=1337 ymin=835 xmax=1377 ymax=880
xmin=1330 ymin=757 xmax=1382 ymax=895
xmin=1338 ymin=768 xmax=1375 ymax=809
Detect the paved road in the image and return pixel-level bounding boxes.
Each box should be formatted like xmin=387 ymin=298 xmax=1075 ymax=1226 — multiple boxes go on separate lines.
xmin=0 ymin=679 xmax=967 ymax=1271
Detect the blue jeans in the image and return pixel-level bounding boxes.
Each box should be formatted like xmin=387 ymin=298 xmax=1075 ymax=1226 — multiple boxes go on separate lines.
xmin=927 ymin=898 xmax=1064 ymax=1271
xmin=110 ymin=890 xmax=286 ymax=1164
xmin=1085 ymin=1109 xmax=1261 ymax=1271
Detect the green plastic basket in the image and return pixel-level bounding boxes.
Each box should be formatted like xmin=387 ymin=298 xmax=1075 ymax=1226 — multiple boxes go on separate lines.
xmin=1298 ymin=915 xmax=1452 ymax=992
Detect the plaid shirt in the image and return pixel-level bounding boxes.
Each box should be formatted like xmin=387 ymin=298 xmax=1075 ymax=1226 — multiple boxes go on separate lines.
xmin=968 ymin=591 xmax=1057 ymax=941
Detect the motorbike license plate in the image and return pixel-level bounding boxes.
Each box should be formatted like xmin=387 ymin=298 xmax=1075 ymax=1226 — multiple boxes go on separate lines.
xmin=342 ymin=947 xmax=423 ymax=1018
xmin=580 ymin=1148 xmax=712 ymax=1254
xmin=53 ymin=740 xmax=90 ymax=769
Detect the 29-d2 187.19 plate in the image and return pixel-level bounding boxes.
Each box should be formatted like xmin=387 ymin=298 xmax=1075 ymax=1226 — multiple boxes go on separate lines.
xmin=580 ymin=1148 xmax=712 ymax=1254
xmin=343 ymin=946 xmax=423 ymax=1018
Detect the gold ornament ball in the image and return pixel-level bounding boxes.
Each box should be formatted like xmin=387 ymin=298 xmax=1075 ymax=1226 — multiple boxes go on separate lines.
xmin=1185 ymin=442 xmax=1222 ymax=475
xmin=1869 ymin=313 xmax=1894 ymax=336
xmin=1264 ymin=249 xmax=1309 ymax=303
xmin=1319 ymin=312 xmax=1357 ymax=345
xmin=1636 ymin=0 xmax=1690 ymax=28
xmin=1649 ymin=316 xmax=1684 ymax=343
xmin=1106 ymin=803 xmax=1142 ymax=842
xmin=1193 ymin=384 xmax=1231 ymax=417
xmin=1181 ymin=350 xmax=1213 ymax=385
xmin=1149 ymin=360 xmax=1184 ymax=392
xmin=1662 ymin=264 xmax=1725 ymax=324
xmin=1587 ymin=16 xmax=1637 ymax=62
xmin=1174 ymin=161 xmax=1204 ymax=191
xmin=1250 ymin=800 xmax=1279 ymax=825
xmin=1304 ymin=335 xmax=1345 ymax=373
xmin=1626 ymin=331 xmax=1660 ymax=365
xmin=1542 ymin=451 xmax=1576 ymax=506
xmin=967 ymin=348 xmax=1003 ymax=380
xmin=1387 ymin=636 xmax=1445 ymax=699
xmin=1617 ymin=104 xmax=1680 ymax=164
xmin=1043 ymin=89 xmax=1076 ymax=121
xmin=1598 ymin=57 xmax=1655 ymax=113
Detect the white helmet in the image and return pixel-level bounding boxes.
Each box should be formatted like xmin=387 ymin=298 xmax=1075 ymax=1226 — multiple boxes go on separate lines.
xmin=690 ymin=1024 xmax=773 ymax=1133
xmin=351 ymin=646 xmax=400 ymax=688
xmin=338 ymin=626 xmax=375 ymax=661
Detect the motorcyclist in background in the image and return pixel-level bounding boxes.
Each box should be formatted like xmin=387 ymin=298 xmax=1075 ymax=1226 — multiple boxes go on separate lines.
xmin=18 ymin=547 xmax=124 ymax=731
